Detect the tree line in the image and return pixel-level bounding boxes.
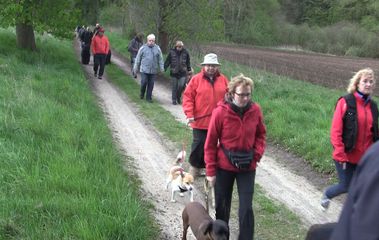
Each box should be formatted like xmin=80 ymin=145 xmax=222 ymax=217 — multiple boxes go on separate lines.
xmin=1 ymin=0 xmax=378 ymax=57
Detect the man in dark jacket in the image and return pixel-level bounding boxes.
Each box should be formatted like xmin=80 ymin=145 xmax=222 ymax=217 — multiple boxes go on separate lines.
xmin=128 ymin=33 xmax=143 ymax=77
xmin=330 ymin=140 xmax=379 ymax=240
xmin=306 ymin=141 xmax=379 ymax=240
xmin=80 ymin=27 xmax=93 ymax=64
xmin=164 ymin=41 xmax=192 ymax=105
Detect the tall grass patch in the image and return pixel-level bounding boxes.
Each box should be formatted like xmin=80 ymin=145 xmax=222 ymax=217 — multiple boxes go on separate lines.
xmin=0 ymin=28 xmax=157 ymax=239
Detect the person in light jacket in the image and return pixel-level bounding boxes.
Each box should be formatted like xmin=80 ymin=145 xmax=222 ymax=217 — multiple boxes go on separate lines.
xmin=133 ymin=34 xmax=164 ymax=103
xmin=205 ymin=73 xmax=266 ymax=240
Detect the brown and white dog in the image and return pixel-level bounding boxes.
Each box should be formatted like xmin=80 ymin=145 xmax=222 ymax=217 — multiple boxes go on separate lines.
xmin=166 ymin=151 xmax=194 ymax=202
xmin=166 ymin=165 xmax=194 ymax=202
xmin=182 ymin=201 xmax=229 ymax=240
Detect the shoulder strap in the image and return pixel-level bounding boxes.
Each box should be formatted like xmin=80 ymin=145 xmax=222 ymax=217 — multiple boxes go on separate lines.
xmin=370 ymin=99 xmax=379 ymax=141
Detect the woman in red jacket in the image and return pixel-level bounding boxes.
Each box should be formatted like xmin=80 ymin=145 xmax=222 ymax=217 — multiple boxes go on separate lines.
xmin=204 ymin=74 xmax=266 ymax=240
xmin=182 ymin=53 xmax=228 ymax=176
xmin=321 ymin=67 xmax=378 ymax=210
xmin=91 ymin=28 xmax=110 ymax=79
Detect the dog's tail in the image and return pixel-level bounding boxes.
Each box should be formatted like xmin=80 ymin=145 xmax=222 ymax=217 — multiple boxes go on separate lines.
xmin=176 ymin=150 xmax=186 ymax=165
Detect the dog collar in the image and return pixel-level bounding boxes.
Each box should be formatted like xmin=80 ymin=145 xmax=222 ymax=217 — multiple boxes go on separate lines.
xmin=179 ymin=185 xmax=188 ymax=192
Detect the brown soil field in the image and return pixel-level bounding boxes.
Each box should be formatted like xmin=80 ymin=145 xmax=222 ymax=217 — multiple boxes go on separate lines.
xmin=199 ymin=43 xmax=379 ymax=96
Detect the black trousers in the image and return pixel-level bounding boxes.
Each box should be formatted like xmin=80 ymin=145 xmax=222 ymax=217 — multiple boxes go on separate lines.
xmin=93 ymin=53 xmax=107 ymax=77
xmin=189 ymin=128 xmax=207 ymax=168
xmin=215 ymin=168 xmax=256 ymax=240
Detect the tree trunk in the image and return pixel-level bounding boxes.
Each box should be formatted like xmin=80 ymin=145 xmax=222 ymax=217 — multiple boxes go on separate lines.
xmin=158 ymin=31 xmax=169 ymax=54
xmin=16 ymin=23 xmax=37 ymax=51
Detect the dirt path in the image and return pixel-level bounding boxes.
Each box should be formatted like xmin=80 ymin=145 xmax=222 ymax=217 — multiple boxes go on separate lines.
xmin=74 ymin=41 xmax=343 ymax=239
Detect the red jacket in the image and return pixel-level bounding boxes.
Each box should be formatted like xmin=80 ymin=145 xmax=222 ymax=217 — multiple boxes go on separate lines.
xmin=182 ymin=68 xmax=228 ymax=129
xmin=91 ymin=35 xmax=110 ymax=55
xmin=204 ymin=100 xmax=266 ymax=176
xmin=331 ymin=92 xmax=375 ymax=164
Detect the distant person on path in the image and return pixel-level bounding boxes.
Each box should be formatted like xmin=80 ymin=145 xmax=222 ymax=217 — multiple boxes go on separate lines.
xmin=164 ymin=40 xmax=192 ymax=105
xmin=93 ymin=23 xmax=101 ymax=37
xmin=182 ymin=53 xmax=228 ymax=177
xmin=321 ymin=67 xmax=378 ymax=210
xmin=204 ymin=74 xmax=266 ymax=240
xmin=133 ymin=33 xmax=164 ymax=103
xmin=128 ymin=33 xmax=144 ymax=77
xmin=80 ymin=27 xmax=93 ymax=64
xmin=91 ymin=27 xmax=110 ymax=80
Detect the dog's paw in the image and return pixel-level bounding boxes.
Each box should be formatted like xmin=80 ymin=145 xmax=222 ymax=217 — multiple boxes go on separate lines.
xmin=170 ymin=199 xmax=176 ymax=203
xmin=179 ymin=193 xmax=184 ymax=197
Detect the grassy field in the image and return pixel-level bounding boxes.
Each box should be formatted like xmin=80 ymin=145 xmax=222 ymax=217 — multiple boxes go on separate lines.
xmin=0 ymin=28 xmax=157 ymax=239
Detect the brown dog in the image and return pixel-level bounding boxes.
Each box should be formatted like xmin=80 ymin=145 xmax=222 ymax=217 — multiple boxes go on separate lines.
xmin=182 ymin=202 xmax=229 ymax=240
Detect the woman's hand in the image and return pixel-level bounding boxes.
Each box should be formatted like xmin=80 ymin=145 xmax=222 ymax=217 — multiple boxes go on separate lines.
xmin=206 ymin=176 xmax=216 ymax=186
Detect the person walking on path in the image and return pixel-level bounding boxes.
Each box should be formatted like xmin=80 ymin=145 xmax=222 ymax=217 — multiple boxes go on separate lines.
xmin=133 ymin=34 xmax=164 ymax=103
xmin=321 ymin=67 xmax=378 ymax=210
xmin=182 ymin=53 xmax=228 ymax=176
xmin=204 ymin=73 xmax=266 ymax=240
xmin=80 ymin=27 xmax=93 ymax=64
xmin=164 ymin=40 xmax=192 ymax=105
xmin=128 ymin=33 xmax=144 ymax=77
xmin=91 ymin=27 xmax=110 ymax=80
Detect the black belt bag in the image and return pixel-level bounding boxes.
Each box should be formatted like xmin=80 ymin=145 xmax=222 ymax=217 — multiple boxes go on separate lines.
xmin=221 ymin=145 xmax=254 ymax=170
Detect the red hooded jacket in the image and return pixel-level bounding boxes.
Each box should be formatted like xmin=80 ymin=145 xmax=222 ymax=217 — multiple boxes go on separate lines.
xmin=204 ymin=100 xmax=266 ymax=176
xmin=182 ymin=68 xmax=228 ymax=129
xmin=91 ymin=34 xmax=110 ymax=55
xmin=331 ymin=91 xmax=375 ymax=164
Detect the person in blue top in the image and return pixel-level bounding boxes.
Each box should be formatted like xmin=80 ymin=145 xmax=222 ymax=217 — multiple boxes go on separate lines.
xmin=133 ymin=34 xmax=164 ymax=103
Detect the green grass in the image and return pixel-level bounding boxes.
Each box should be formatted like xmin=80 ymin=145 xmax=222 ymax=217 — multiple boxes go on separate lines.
xmin=0 ymin=28 xmax=158 ymax=239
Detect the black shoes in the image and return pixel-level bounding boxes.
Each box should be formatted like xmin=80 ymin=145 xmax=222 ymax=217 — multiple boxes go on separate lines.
xmin=98 ymin=75 xmax=102 ymax=79
xmin=172 ymin=101 xmax=177 ymax=105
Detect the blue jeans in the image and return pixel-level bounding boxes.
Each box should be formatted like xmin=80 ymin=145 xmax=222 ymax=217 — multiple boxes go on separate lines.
xmin=140 ymin=73 xmax=156 ymax=101
xmin=325 ymin=160 xmax=357 ymax=199
xmin=171 ymin=76 xmax=186 ymax=103
xmin=215 ymin=168 xmax=255 ymax=240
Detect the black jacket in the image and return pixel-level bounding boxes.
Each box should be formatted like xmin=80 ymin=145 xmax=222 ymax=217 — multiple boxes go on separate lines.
xmin=164 ymin=48 xmax=191 ymax=77
xmin=331 ymin=141 xmax=379 ymax=240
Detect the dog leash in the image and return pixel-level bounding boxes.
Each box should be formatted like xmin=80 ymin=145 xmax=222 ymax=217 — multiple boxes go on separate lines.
xmin=193 ymin=113 xmax=212 ymax=121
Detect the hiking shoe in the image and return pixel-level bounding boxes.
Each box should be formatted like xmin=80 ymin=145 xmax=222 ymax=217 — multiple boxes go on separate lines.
xmin=172 ymin=101 xmax=177 ymax=105
xmin=321 ymin=195 xmax=330 ymax=210
xmin=98 ymin=75 xmax=102 ymax=79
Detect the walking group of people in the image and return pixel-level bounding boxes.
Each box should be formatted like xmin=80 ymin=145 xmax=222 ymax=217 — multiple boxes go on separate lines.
xmin=128 ymin=32 xmax=379 ymax=239
xmin=76 ymin=23 xmax=111 ymax=80
xmin=78 ymin=27 xmax=378 ymax=239
xmin=130 ymin=34 xmax=192 ymax=104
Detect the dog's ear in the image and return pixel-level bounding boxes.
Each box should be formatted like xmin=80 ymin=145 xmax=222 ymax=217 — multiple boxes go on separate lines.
xmin=201 ymin=221 xmax=213 ymax=235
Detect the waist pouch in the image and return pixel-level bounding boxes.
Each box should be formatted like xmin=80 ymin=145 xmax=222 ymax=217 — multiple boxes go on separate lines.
xmin=221 ymin=145 xmax=254 ymax=170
